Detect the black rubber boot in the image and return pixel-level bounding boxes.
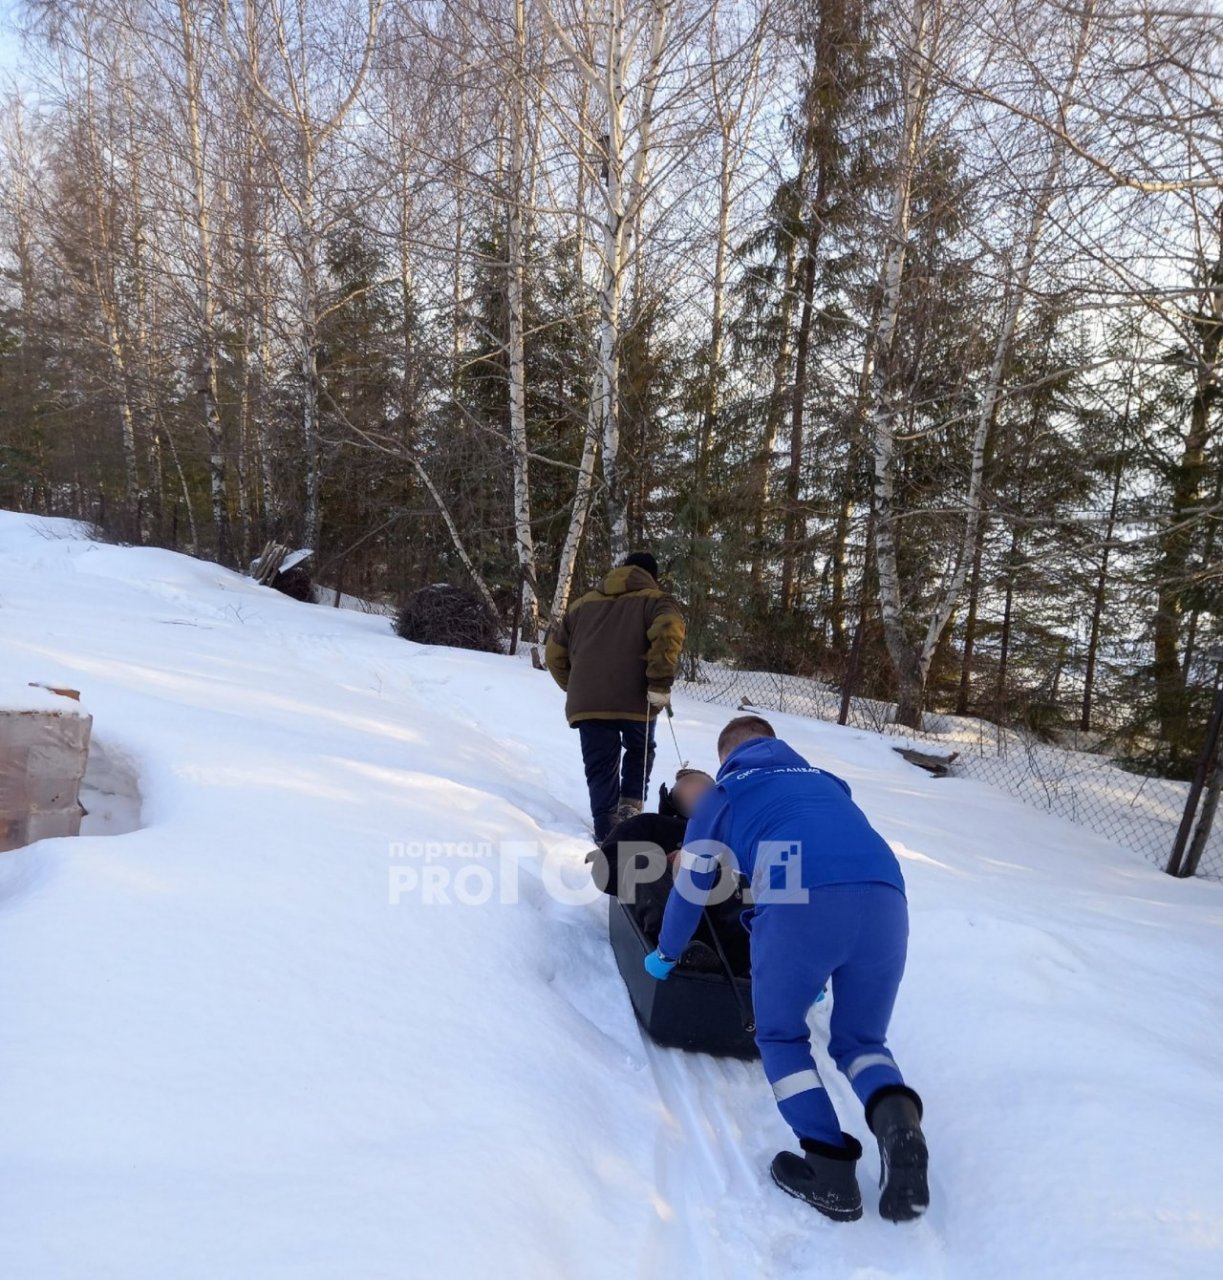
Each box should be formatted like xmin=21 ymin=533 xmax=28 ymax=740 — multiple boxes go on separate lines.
xmin=866 ymin=1086 xmax=929 ymax=1223
xmin=770 ymin=1133 xmax=863 ymax=1222
xmin=592 ymin=810 xmax=619 ymax=842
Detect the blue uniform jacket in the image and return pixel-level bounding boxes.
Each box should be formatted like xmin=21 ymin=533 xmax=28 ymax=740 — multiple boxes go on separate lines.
xmin=657 ymin=737 xmax=904 ymax=959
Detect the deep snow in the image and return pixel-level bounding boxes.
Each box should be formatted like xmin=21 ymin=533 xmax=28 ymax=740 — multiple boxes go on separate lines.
xmin=1 ymin=510 xmax=1220 ymax=1280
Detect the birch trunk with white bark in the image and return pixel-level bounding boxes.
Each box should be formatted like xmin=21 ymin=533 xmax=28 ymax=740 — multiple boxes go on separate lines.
xmin=542 ymin=0 xmax=669 ymax=582
xmin=507 ymin=0 xmax=541 ymax=642
xmin=692 ymin=1 xmax=766 ymax=660
xmin=867 ymin=0 xmax=934 ymax=726
xmin=176 ymin=1 xmax=233 ymax=563
xmin=869 ymin=0 xmax=1096 ymax=725
xmin=239 ymin=0 xmax=383 ymax=552
xmin=916 ymin=0 xmax=1099 ymax=676
xmin=76 ymin=57 xmax=142 ymax=529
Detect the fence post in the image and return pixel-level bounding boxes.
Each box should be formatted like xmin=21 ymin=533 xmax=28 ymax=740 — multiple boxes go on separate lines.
xmin=508 ymin=567 xmax=524 ymax=657
xmin=1183 ymin=741 xmax=1223 ymax=878
xmin=839 ymin=616 xmax=864 ymax=727
xmin=1167 ymin=679 xmax=1223 ymax=877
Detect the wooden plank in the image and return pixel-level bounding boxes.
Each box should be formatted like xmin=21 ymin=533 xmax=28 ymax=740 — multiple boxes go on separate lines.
xmin=893 ymin=746 xmax=959 ymax=777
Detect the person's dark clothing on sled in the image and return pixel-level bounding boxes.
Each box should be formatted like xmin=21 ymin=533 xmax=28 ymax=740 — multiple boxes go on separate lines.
xmin=588 ymin=767 xmax=750 ymax=975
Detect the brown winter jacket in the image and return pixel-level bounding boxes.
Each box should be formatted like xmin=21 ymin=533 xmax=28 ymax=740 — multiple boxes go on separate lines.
xmin=545 ymin=566 xmax=685 ymax=725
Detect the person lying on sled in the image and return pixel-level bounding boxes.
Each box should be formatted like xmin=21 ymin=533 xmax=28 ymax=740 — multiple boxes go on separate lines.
xmin=587 ymin=767 xmax=750 ymax=975
xmin=643 ymin=715 xmax=929 ymax=1226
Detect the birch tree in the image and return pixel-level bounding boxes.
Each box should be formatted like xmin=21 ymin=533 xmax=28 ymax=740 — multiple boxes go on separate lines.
xmin=868 ymin=0 xmax=1097 ymax=725
xmin=137 ymin=0 xmax=235 ymax=562
xmin=917 ymin=1 xmax=1097 ymax=666
xmin=505 ymin=0 xmax=541 ymax=643
xmin=543 ymin=0 xmax=671 ymax=600
xmin=863 ymin=0 xmax=938 ymax=725
xmin=231 ymin=0 xmax=383 ymax=552
xmin=61 ymin=15 xmax=147 ymax=533
xmin=685 ymin=0 xmax=768 ymax=659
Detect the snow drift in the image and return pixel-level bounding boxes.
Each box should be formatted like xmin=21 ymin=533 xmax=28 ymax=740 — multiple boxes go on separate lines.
xmin=0 ymin=510 xmax=1220 ymax=1280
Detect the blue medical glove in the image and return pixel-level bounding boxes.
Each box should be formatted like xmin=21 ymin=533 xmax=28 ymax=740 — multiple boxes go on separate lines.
xmin=644 ymin=948 xmax=678 ymax=981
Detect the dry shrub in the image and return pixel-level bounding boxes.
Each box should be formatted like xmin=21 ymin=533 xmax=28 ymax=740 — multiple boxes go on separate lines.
xmin=394 ymin=584 xmax=502 ymax=653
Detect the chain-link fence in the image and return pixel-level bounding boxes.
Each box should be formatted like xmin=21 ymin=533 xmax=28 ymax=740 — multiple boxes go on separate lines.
xmin=676 ymin=660 xmax=1223 ymax=882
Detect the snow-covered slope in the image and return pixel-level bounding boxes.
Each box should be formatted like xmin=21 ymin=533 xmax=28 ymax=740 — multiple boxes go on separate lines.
xmin=1 ymin=510 xmax=1220 ymax=1280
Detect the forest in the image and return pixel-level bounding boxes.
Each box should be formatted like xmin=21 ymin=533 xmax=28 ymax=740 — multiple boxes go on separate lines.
xmin=0 ymin=0 xmax=1220 ymax=774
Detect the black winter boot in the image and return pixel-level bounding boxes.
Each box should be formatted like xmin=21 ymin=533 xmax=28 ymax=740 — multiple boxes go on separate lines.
xmin=866 ymin=1086 xmax=929 ymax=1222
xmin=592 ymin=810 xmax=619 ymax=842
xmin=770 ymin=1133 xmax=863 ymax=1222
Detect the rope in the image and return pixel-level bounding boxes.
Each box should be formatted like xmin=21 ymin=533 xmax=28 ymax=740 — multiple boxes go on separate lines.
xmin=703 ymin=901 xmax=755 ymax=1034
xmin=662 ymin=699 xmax=752 ymax=1033
xmin=665 ymin=705 xmax=686 ymax=769
xmin=643 ymin=699 xmax=686 ymax=803
xmin=640 ymin=694 xmax=654 ymax=808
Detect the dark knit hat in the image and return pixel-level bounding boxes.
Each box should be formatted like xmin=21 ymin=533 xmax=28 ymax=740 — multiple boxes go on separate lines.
xmin=622 ymin=551 xmax=659 ymax=581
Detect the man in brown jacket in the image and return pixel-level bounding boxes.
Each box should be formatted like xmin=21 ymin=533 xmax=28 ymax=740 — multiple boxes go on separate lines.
xmin=546 ymin=552 xmax=685 ymax=840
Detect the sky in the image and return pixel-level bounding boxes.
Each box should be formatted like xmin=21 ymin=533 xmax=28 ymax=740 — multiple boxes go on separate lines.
xmin=0 ymin=1 xmax=21 ymax=84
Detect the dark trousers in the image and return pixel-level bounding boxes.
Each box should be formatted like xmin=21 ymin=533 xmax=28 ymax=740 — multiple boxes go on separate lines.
xmin=577 ymin=718 xmax=657 ymax=840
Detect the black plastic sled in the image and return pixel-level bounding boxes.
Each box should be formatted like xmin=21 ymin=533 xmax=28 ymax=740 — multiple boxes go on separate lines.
xmin=608 ymin=898 xmax=760 ymax=1060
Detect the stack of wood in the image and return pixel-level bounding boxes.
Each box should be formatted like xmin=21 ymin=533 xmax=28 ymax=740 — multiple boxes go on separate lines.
xmin=252 ymin=542 xmax=292 ymax=585
xmin=251 ymin=543 xmax=315 ymax=601
xmin=0 ymin=683 xmax=93 ymax=853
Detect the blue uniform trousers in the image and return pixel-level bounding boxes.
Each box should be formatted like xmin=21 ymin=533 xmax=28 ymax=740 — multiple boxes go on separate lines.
xmin=749 ymin=882 xmax=910 ymax=1145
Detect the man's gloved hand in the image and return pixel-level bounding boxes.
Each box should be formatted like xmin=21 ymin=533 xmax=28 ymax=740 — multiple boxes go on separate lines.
xmin=643 ymin=948 xmax=677 ymax=981
xmin=647 ymin=689 xmax=671 ymax=710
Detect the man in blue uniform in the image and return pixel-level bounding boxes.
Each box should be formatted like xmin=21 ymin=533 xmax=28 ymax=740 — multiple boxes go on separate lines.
xmin=644 ymin=715 xmax=929 ymax=1223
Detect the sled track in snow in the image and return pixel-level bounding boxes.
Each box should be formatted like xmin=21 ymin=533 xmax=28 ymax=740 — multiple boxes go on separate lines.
xmin=642 ymin=1031 xmax=950 ymax=1280
xmin=642 ymin=1038 xmax=761 ymax=1278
